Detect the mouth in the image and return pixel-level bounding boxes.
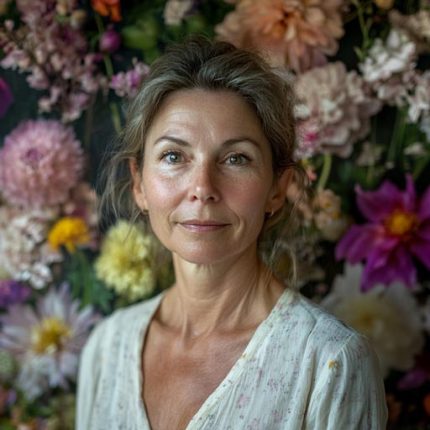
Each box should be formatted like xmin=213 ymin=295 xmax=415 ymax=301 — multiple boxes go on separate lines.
xmin=179 ymin=220 xmax=230 ymax=232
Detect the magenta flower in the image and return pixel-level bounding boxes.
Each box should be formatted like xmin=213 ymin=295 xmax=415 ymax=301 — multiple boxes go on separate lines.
xmin=0 ymin=77 xmax=13 ymax=117
xmin=99 ymin=26 xmax=121 ymax=53
xmin=336 ymin=175 xmax=430 ymax=290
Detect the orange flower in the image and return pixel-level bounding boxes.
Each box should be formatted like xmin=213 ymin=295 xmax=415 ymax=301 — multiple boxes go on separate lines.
xmin=216 ymin=0 xmax=344 ymax=72
xmin=91 ymin=0 xmax=121 ymax=22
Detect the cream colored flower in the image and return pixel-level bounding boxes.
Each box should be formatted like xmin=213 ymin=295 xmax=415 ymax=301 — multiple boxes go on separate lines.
xmin=95 ymin=220 xmax=156 ymax=301
xmin=216 ymin=0 xmax=344 ymax=72
xmin=321 ymin=264 xmax=425 ymax=376
xmin=312 ymin=189 xmax=348 ymax=241
xmin=390 ymin=9 xmax=430 ymax=54
xmin=164 ymin=0 xmax=194 ymax=25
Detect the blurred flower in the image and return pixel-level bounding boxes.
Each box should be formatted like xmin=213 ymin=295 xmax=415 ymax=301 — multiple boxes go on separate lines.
xmin=295 ymin=62 xmax=380 ymax=158
xmin=61 ymin=182 xmax=99 ymax=248
xmin=321 ymin=264 xmax=424 ymax=376
xmin=359 ymin=29 xmax=417 ymax=106
xmin=164 ymin=0 xmax=195 ymax=25
xmin=0 ymin=206 xmax=62 ymax=289
xmin=95 ymin=221 xmax=156 ymax=301
xmin=390 ymin=10 xmax=430 ymax=54
xmin=312 ymin=188 xmax=349 ymax=241
xmin=406 ymin=70 xmax=430 ymax=123
xmin=0 ymin=77 xmax=13 ymax=117
xmin=336 ymin=175 xmax=430 ymax=290
xmin=48 ymin=217 xmax=91 ymax=253
xmin=373 ymin=0 xmax=394 ymax=9
xmin=0 ymin=120 xmax=84 ymax=208
xmin=99 ymin=26 xmax=121 ymax=53
xmin=0 ymin=1 xmax=103 ymax=121
xmin=110 ymin=59 xmax=150 ymax=98
xmin=0 ymin=280 xmax=31 ymax=308
xmin=0 ymin=283 xmax=99 ymax=400
xmin=216 ymin=0 xmax=344 ymax=72
xmin=397 ymin=367 xmax=428 ymax=390
xmin=91 ymin=0 xmax=121 ymax=22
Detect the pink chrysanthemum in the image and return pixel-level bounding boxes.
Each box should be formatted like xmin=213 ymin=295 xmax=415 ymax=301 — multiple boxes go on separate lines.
xmin=295 ymin=62 xmax=380 ymax=158
xmin=0 ymin=120 xmax=84 ymax=208
xmin=336 ymin=175 xmax=430 ymax=291
xmin=0 ymin=283 xmax=99 ymax=399
xmin=216 ymin=0 xmax=345 ymax=72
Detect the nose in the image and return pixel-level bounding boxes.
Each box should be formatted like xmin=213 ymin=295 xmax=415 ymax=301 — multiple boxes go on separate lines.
xmin=187 ymin=162 xmax=220 ymax=203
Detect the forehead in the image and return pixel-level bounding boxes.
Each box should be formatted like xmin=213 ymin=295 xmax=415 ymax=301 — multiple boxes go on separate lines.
xmin=146 ymin=88 xmax=268 ymax=143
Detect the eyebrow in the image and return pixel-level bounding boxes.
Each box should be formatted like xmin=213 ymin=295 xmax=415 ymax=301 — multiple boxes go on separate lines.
xmin=153 ymin=135 xmax=263 ymax=149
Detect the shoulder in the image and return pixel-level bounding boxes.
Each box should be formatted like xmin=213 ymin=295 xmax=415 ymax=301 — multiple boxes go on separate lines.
xmin=274 ymin=289 xmax=372 ymax=365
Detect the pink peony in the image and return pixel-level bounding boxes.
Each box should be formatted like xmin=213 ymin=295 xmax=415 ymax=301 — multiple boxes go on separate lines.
xmin=0 ymin=120 xmax=84 ymax=208
xmin=215 ymin=0 xmax=344 ymax=72
xmin=295 ymin=62 xmax=380 ymax=158
xmin=336 ymin=175 xmax=430 ymax=291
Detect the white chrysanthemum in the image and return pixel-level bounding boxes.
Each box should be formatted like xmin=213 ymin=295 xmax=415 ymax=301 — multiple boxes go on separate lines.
xmin=0 ymin=206 xmax=62 ymax=289
xmin=95 ymin=220 xmax=156 ymax=301
xmin=0 ymin=283 xmax=99 ymax=399
xmin=321 ymin=264 xmax=424 ymax=376
xmin=295 ymin=62 xmax=380 ymax=158
xmin=359 ymin=29 xmax=417 ymax=106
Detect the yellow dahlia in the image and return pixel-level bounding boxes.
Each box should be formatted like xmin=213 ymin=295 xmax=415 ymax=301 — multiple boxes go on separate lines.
xmin=95 ymin=220 xmax=156 ymax=301
xmin=48 ymin=216 xmax=91 ymax=253
xmin=216 ymin=0 xmax=344 ymax=72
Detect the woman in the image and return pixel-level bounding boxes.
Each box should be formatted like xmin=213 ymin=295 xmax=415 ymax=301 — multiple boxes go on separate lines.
xmin=77 ymin=37 xmax=388 ymax=429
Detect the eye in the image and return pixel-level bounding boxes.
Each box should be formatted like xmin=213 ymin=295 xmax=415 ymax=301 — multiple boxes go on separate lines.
xmin=161 ymin=150 xmax=184 ymax=164
xmin=225 ymin=153 xmax=250 ymax=166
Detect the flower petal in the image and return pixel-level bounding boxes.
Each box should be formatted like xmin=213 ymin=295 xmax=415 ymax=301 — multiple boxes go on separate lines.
xmin=356 ymin=179 xmax=412 ymax=222
xmin=362 ymin=246 xmax=416 ymax=290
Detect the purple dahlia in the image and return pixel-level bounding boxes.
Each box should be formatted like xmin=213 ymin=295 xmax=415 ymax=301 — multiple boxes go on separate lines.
xmin=336 ymin=175 xmax=430 ymax=290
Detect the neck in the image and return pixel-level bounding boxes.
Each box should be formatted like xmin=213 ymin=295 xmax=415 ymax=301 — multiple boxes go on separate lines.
xmin=159 ymin=247 xmax=284 ymax=339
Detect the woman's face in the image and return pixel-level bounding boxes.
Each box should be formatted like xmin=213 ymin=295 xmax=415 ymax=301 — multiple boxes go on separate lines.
xmin=131 ymin=89 xmax=288 ymax=265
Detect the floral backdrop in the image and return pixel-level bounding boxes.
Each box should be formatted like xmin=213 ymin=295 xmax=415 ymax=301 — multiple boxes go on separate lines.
xmin=0 ymin=0 xmax=429 ymax=428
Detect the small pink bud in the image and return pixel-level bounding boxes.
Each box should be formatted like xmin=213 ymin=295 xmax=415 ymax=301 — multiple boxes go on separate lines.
xmin=99 ymin=27 xmax=121 ymax=53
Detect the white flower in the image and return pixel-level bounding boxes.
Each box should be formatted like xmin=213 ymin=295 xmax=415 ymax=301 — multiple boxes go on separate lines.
xmin=359 ymin=29 xmax=418 ymax=106
xmin=0 ymin=284 xmax=99 ymax=399
xmin=164 ymin=0 xmax=194 ymax=25
xmin=0 ymin=206 xmax=62 ymax=289
xmin=321 ymin=264 xmax=425 ymax=376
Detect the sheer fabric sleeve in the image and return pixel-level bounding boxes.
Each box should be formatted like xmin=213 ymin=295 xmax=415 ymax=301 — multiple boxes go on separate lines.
xmin=305 ymin=333 xmax=388 ymax=429
xmin=75 ymin=321 xmax=104 ymax=430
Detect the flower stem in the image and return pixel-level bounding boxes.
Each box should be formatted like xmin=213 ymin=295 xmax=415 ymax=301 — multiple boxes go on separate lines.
xmin=351 ymin=0 xmax=372 ymax=59
xmin=317 ymin=153 xmax=332 ymax=190
xmin=94 ymin=13 xmax=122 ymax=134
xmin=387 ymin=107 xmax=407 ymax=167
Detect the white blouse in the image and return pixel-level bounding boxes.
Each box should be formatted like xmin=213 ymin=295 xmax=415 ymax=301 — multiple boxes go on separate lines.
xmin=76 ymin=288 xmax=388 ymax=429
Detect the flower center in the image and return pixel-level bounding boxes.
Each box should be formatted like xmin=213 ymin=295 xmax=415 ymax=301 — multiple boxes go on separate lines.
xmin=31 ymin=317 xmax=71 ymax=354
xmin=384 ymin=209 xmax=418 ymax=237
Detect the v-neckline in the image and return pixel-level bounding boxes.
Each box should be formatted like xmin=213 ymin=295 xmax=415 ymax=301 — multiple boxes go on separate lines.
xmin=135 ymin=288 xmax=294 ymax=430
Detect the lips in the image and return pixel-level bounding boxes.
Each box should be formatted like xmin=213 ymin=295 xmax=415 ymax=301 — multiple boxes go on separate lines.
xmin=179 ymin=219 xmax=230 ymax=232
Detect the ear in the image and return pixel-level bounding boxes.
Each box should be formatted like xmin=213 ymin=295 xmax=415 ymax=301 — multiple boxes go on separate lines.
xmin=266 ymin=168 xmax=294 ymax=214
xmin=129 ymin=158 xmax=148 ymax=212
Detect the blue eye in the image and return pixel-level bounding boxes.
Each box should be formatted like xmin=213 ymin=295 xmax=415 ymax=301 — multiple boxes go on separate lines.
xmin=226 ymin=153 xmax=249 ymax=165
xmin=161 ymin=151 xmax=183 ymax=164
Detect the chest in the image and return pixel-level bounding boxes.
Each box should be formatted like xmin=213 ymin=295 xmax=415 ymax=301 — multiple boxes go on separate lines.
xmin=141 ymin=325 xmax=254 ymax=430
